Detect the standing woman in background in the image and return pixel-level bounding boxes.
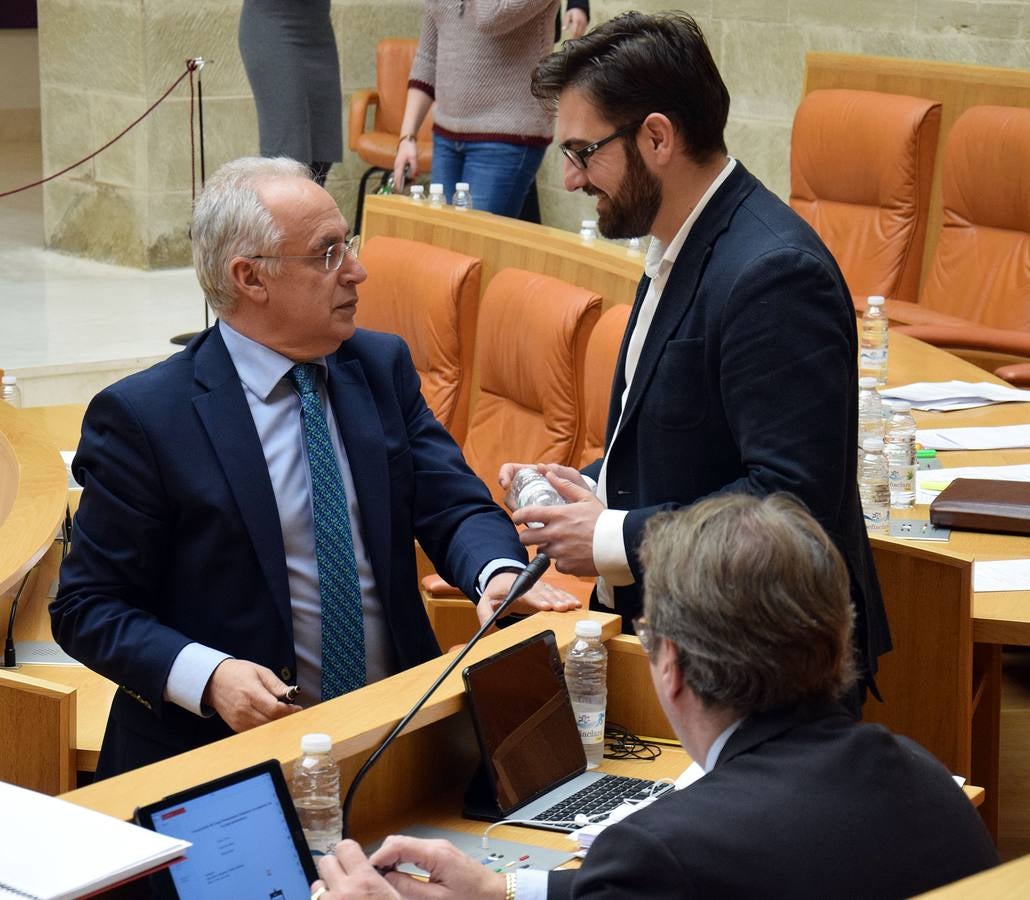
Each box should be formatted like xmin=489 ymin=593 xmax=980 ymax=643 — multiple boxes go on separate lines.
xmin=393 ymin=0 xmax=558 ymax=217
xmin=239 ymin=0 xmax=342 ymax=186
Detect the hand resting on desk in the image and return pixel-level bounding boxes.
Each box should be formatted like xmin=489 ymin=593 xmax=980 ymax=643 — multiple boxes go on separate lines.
xmin=477 ymin=571 xmax=581 ymax=626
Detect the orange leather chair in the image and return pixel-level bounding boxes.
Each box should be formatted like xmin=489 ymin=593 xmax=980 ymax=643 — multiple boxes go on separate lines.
xmin=579 ymin=304 xmax=631 ymax=468
xmin=348 ymin=39 xmax=433 ymax=232
xmin=885 ymin=106 xmax=1030 ymax=383
xmin=790 ymin=89 xmax=941 ymax=306
xmin=357 ymin=236 xmax=481 ymax=444
xmin=421 ymin=269 xmax=602 ymax=611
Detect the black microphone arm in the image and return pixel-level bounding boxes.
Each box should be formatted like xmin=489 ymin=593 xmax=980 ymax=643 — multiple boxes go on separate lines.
xmin=3 ymin=572 xmax=32 ymax=669
xmin=339 ymin=552 xmax=551 ymax=839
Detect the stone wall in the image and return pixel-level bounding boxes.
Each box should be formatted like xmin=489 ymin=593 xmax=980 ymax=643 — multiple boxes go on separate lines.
xmin=37 ymin=0 xmax=1030 ymax=268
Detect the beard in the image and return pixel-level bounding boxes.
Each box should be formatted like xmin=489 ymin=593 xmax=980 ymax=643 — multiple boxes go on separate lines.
xmin=588 ymin=138 xmax=662 ymax=240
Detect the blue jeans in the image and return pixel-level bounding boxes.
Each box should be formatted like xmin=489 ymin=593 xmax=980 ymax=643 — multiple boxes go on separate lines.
xmin=430 ymin=135 xmax=546 ymax=218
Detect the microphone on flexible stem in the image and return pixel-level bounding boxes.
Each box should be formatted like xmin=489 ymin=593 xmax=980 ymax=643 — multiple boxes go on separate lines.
xmin=339 ymin=552 xmax=552 ymax=840
xmin=3 ymin=572 xmax=32 ymax=669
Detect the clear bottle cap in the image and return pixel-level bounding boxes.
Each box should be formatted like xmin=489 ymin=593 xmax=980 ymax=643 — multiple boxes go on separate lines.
xmin=301 ymin=733 xmax=332 ymax=754
xmin=862 ymin=437 xmax=884 ymax=452
xmin=429 ymin=183 xmax=444 ymax=195
xmin=858 ymin=377 xmax=877 ymax=389
xmin=455 ymin=182 xmax=470 ymax=191
xmin=887 ymin=399 xmax=912 ymax=413
xmin=410 ymin=185 xmax=424 ymax=195
xmin=581 ymin=219 xmax=597 ymax=229
xmin=575 ymin=620 xmax=602 ymax=638
xmin=867 ymin=295 xmax=885 ymax=306
xmin=1 ymin=375 xmax=15 ymax=385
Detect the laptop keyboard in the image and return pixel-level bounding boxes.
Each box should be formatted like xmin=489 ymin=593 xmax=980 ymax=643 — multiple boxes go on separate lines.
xmin=531 ymin=774 xmax=672 ymax=825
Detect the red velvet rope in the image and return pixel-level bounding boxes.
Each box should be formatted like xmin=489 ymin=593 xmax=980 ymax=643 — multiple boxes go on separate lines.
xmin=0 ymin=59 xmax=200 ymax=200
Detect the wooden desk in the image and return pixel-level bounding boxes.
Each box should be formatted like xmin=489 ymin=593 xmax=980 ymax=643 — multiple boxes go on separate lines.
xmin=919 ymin=850 xmax=1030 ymax=897
xmin=0 ymin=403 xmax=114 ymax=774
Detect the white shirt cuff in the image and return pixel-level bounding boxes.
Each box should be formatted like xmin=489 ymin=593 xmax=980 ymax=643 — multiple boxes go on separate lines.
xmin=477 ymin=558 xmax=527 ymax=596
xmin=515 ymin=868 xmax=550 ymax=900
xmin=582 ymin=473 xmax=597 ymax=492
xmin=592 ymin=509 xmax=634 ymax=586
xmin=163 ymin=642 xmax=232 ymax=716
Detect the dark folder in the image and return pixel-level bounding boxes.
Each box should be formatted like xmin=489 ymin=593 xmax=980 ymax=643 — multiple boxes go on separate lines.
xmin=929 ymin=478 xmax=1030 ymax=535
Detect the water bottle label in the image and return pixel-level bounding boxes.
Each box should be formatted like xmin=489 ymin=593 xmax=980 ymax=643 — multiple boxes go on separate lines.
xmin=860 ymin=348 xmax=887 ymax=366
xmin=571 ymin=701 xmax=606 ymax=744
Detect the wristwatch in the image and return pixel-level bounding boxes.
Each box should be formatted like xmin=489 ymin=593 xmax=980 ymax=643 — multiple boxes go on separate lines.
xmin=397 ymin=133 xmax=417 ymax=147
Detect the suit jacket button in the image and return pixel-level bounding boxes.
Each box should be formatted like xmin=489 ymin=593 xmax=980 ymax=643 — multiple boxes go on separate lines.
xmin=280 ymin=667 xmax=291 ymax=680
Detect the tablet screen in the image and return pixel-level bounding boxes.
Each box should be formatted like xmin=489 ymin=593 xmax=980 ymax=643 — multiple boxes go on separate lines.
xmin=139 ymin=764 xmax=315 ymax=899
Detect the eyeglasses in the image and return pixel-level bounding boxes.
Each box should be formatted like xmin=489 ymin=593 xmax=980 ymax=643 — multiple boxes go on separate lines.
xmin=633 ymin=616 xmax=656 ymax=655
xmin=559 ymin=120 xmax=645 ymax=170
xmin=248 ymin=233 xmax=361 ymax=271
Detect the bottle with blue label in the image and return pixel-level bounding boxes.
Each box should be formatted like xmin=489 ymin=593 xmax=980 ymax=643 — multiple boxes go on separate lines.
xmin=565 ymin=620 xmax=607 ymax=768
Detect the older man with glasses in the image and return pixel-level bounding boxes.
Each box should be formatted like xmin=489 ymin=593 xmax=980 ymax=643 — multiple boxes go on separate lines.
xmin=312 ymin=494 xmax=998 ymax=900
xmin=52 ymin=156 xmax=577 ymax=780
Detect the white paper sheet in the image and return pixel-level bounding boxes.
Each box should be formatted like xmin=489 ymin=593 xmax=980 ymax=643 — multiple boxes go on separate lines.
xmin=974 ymin=559 xmax=1030 ymax=593
xmin=0 ymin=782 xmax=189 ymax=900
xmin=915 ymin=464 xmax=1030 ymax=504
xmin=915 ymin=425 xmax=1030 ymax=451
xmin=883 ymin=381 xmax=1030 ymax=411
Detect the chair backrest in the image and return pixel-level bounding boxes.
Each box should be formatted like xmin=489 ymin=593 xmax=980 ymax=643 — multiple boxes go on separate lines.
xmin=790 ymin=88 xmax=941 ymax=305
xmin=374 ymin=39 xmax=432 ymax=141
xmin=919 ymin=105 xmax=1030 ymax=331
xmin=0 ymin=669 xmax=76 ymax=795
xmin=358 ymin=236 xmax=481 ymax=444
xmin=579 ymin=304 xmax=631 ymax=468
xmin=463 ymin=269 xmax=601 ymax=504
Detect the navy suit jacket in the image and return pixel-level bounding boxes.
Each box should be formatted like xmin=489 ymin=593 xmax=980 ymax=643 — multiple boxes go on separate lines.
xmin=584 ymin=163 xmax=890 ymax=681
xmin=52 ymin=326 xmax=525 ymax=777
xmin=548 ymin=700 xmax=999 ymax=899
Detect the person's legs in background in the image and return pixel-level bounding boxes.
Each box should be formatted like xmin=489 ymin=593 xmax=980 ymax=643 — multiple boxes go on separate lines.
xmin=430 ymin=134 xmax=464 ymax=201
xmin=459 ymin=142 xmax=546 ymax=218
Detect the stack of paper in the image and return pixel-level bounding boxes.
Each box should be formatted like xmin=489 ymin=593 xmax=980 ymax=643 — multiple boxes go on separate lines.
xmin=915 ymin=464 xmax=1030 ymax=505
xmin=882 ymin=381 xmax=1030 ymax=412
xmin=974 ymin=560 xmax=1030 ymax=593
xmin=915 ymin=425 xmax=1030 ymax=452
xmin=0 ymin=781 xmax=190 ymax=900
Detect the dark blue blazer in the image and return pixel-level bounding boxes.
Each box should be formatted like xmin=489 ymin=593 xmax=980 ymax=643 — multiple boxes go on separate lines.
xmin=583 ymin=163 xmax=890 ymax=682
xmin=52 ymin=326 xmax=525 ymax=777
xmin=549 ymin=701 xmax=999 ymax=899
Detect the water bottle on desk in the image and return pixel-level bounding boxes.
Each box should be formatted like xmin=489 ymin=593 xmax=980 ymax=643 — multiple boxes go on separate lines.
xmin=858 ymin=437 xmax=890 ymax=533
xmin=857 ymin=376 xmax=884 ymax=450
xmin=884 ymin=400 xmax=917 ymax=509
xmin=428 ymin=183 xmax=446 ymax=207
xmin=290 ymin=733 xmax=342 ymax=856
xmin=1 ymin=375 xmax=22 ymax=408
xmin=452 ymin=182 xmax=473 ymax=210
xmin=565 ymin=620 xmax=607 ymax=768
xmin=409 ymin=184 xmax=425 ymax=204
xmin=579 ymin=219 xmax=598 ymax=242
xmin=860 ymin=295 xmax=889 ymax=387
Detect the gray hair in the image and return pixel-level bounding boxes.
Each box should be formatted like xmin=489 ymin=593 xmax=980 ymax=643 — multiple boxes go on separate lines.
xmin=640 ymin=493 xmax=857 ymax=714
xmin=191 ymin=156 xmax=311 ymax=314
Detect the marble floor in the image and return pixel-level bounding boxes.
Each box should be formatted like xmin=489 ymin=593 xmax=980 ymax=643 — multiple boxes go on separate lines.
xmin=0 ymin=140 xmax=206 ymax=405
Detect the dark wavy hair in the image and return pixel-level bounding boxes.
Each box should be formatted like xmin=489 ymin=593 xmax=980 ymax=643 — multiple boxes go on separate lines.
xmin=531 ymin=11 xmax=730 ymax=164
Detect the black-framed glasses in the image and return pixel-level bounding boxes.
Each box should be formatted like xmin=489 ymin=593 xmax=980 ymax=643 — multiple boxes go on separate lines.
xmin=633 ymin=616 xmax=656 ymax=655
xmin=559 ymin=119 xmax=645 ymax=170
xmin=248 ymin=233 xmax=361 ymax=271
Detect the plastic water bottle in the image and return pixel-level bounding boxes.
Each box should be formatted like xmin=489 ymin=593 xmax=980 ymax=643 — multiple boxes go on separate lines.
xmin=1 ymin=375 xmax=22 ymax=408
xmin=452 ymin=182 xmax=473 ymax=210
xmin=884 ymin=400 xmax=917 ymax=509
xmin=579 ymin=219 xmax=598 ymax=242
xmin=860 ymin=295 xmax=889 ymax=387
xmin=857 ymin=376 xmax=883 ymax=450
xmin=858 ymin=437 xmax=890 ymax=533
xmin=428 ymin=183 xmax=445 ymax=207
xmin=409 ymin=184 xmax=425 ymax=203
xmin=626 ymin=237 xmax=642 ymax=255
xmin=565 ymin=620 xmax=607 ymax=768
xmin=505 ymin=466 xmax=565 ymax=529
xmin=290 ymin=733 xmax=341 ymax=856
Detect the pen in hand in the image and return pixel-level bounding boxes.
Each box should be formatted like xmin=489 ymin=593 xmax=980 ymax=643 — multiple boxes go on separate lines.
xmin=278 ymin=685 xmax=300 ymax=703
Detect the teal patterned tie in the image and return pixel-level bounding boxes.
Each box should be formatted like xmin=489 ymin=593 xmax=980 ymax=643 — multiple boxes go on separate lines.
xmin=289 ymin=363 xmax=366 ymax=699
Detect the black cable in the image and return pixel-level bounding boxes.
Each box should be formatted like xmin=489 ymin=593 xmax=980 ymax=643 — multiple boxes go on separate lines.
xmin=603 ymin=721 xmax=663 ymax=761
xmin=3 ymin=572 xmax=32 ymax=668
